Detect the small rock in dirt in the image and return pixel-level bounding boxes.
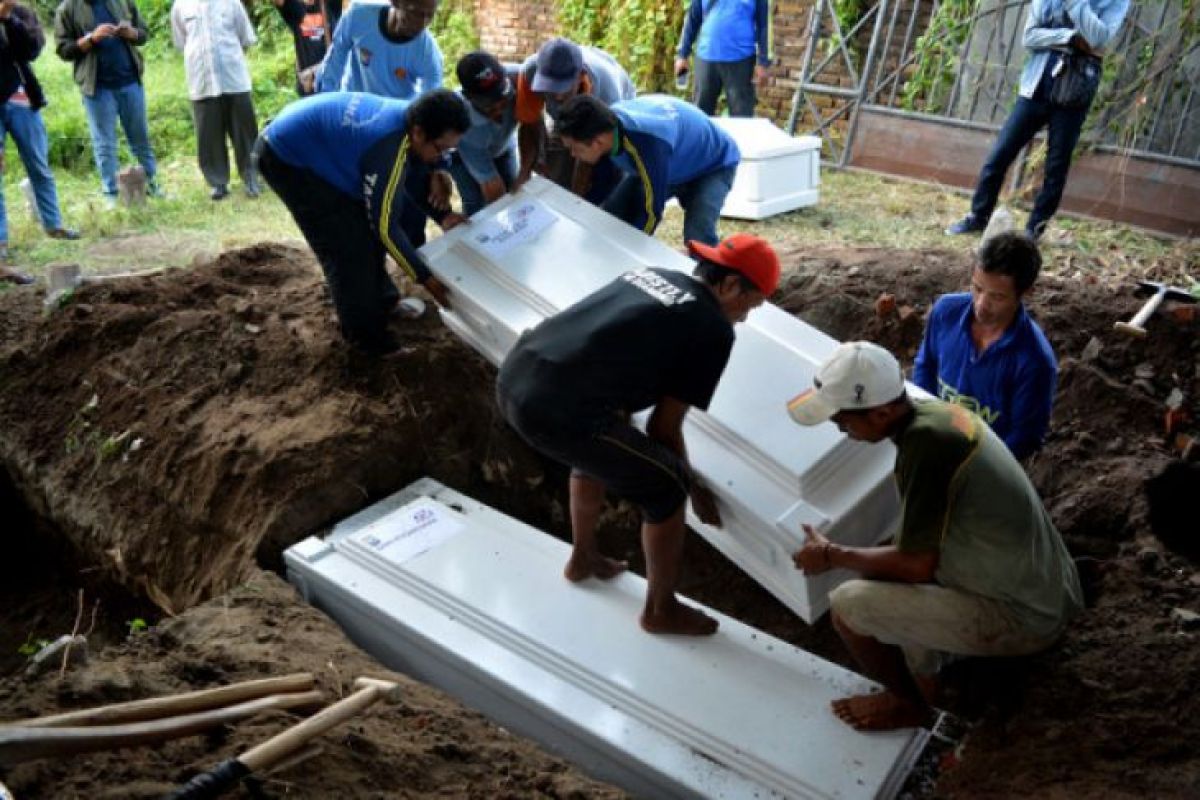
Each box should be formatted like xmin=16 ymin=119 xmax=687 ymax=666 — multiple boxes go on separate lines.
xmin=232 ymin=299 xmax=254 ymax=317
xmin=1187 ymin=573 xmax=1200 ymax=588
xmin=874 ymin=293 xmax=896 ymax=318
xmin=898 ymin=305 xmax=918 ymax=322
xmin=1134 ymin=362 xmax=1156 ymax=380
xmin=1169 ymin=305 xmax=1197 ymax=324
xmin=1136 ymin=547 xmax=1161 ymax=573
xmin=1170 ymin=608 xmax=1200 ymax=630
xmin=1165 ymin=388 xmax=1184 ymax=410
xmin=244 ymin=323 xmax=262 ymax=335
xmin=1080 ymin=337 xmax=1103 ymax=362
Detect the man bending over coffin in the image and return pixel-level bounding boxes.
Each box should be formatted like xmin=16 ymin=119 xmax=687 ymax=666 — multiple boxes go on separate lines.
xmin=554 ymin=93 xmax=739 ymax=247
xmin=496 ymin=234 xmax=780 ymax=635
xmin=788 ymin=341 xmax=1082 ymax=730
xmin=255 ymin=89 xmax=468 ymax=355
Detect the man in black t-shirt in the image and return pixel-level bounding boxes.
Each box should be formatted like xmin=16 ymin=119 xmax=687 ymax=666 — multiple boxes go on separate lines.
xmin=272 ymin=0 xmax=329 ymax=95
xmin=496 ymin=233 xmax=781 ymax=636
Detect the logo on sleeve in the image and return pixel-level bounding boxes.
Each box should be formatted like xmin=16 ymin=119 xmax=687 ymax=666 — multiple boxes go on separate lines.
xmin=358 ymin=47 xmax=373 ymax=65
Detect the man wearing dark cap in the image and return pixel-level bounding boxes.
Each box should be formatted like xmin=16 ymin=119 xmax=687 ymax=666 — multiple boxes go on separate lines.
xmin=556 ymin=93 xmax=739 ymax=246
xmin=788 ymin=341 xmax=1082 ymax=731
xmin=496 ymin=233 xmax=780 ymax=637
xmin=513 ymin=36 xmax=635 ymax=194
xmin=254 ymin=89 xmax=469 ymax=355
xmin=450 ymin=51 xmax=520 ymax=216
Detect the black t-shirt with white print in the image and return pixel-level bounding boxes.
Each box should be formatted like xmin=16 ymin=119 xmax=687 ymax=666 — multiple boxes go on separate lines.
xmin=498 ymin=267 xmax=735 ymax=435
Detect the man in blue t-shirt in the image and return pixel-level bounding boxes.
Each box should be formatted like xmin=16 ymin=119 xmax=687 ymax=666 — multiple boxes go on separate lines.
xmin=255 ymin=90 xmax=469 ymax=355
xmin=675 ymin=0 xmax=771 ymax=117
xmin=54 ymin=0 xmax=160 ymax=204
xmin=555 ymin=93 xmax=740 ymax=246
xmin=316 ymin=0 xmax=441 ymax=99
xmin=913 ymin=231 xmax=1057 ymax=460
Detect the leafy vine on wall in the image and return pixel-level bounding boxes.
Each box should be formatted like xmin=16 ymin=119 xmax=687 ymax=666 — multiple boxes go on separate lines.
xmin=558 ymin=0 xmax=686 ymax=91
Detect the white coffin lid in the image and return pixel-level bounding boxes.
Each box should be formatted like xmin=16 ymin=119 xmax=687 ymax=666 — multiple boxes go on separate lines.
xmin=712 ymin=117 xmax=823 ymax=160
xmin=421 ymin=176 xmax=902 ymax=622
xmin=285 ymin=478 xmax=927 ymax=799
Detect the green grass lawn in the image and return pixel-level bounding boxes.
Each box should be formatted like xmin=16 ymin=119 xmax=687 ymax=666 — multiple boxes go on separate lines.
xmin=3 ymin=37 xmax=1193 ymax=285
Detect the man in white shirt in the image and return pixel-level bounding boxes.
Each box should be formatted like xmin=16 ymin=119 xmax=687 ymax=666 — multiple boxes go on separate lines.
xmin=170 ymin=0 xmax=259 ymax=199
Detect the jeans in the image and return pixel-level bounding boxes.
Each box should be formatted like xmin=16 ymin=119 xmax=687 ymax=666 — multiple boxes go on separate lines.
xmin=672 ymin=165 xmax=736 ymax=246
xmin=82 ymin=81 xmax=158 ymax=196
xmin=447 ymin=147 xmax=517 ymax=216
xmin=693 ymin=56 xmax=757 ymax=117
xmin=969 ymin=67 xmax=1089 ymax=236
xmin=0 ymin=103 xmax=63 ymax=242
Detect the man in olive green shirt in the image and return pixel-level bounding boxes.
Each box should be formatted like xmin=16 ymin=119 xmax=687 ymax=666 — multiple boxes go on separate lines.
xmin=787 ymin=341 xmax=1082 ymax=731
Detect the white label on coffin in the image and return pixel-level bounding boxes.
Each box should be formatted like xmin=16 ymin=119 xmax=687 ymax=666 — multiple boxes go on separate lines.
xmin=466 ymin=200 xmax=558 ymax=258
xmin=352 ymin=500 xmax=465 ymax=566
xmin=285 ymin=479 xmax=927 ymax=799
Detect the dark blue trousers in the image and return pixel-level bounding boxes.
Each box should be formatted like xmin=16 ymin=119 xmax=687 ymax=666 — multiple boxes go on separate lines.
xmin=970 ymin=67 xmax=1090 ymax=236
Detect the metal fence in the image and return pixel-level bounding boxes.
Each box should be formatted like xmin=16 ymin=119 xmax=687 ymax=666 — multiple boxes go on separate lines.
xmin=788 ymin=0 xmax=1200 ymax=169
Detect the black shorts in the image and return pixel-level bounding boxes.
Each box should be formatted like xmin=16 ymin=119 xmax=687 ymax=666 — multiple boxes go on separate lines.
xmin=497 ymin=387 xmax=690 ymax=524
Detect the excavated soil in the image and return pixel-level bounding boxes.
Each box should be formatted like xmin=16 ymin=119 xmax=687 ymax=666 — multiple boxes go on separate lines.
xmin=0 ymin=241 xmax=1197 ymax=798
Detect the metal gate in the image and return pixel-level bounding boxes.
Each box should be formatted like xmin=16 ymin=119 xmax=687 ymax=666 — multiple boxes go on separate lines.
xmin=787 ymin=0 xmax=1200 ymax=171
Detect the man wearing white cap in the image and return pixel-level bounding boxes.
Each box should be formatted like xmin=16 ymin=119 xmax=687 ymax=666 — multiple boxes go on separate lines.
xmin=788 ymin=341 xmax=1082 ymax=731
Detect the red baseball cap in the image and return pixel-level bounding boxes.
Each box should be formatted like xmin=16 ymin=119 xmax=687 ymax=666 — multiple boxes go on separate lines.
xmin=687 ymin=234 xmax=781 ymax=296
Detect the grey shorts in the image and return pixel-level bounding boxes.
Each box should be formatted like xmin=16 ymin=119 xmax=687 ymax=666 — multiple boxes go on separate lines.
xmin=829 ymin=579 xmax=1063 ymax=676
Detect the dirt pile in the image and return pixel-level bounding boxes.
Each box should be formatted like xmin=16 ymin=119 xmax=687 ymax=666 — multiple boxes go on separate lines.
xmin=0 ymin=242 xmax=1198 ymax=798
xmin=0 ymin=244 xmax=545 ymax=615
xmin=0 ymin=571 xmax=626 ymax=799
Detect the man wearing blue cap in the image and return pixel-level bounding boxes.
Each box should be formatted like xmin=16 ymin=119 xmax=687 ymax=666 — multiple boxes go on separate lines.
xmin=556 ymin=93 xmax=739 ymax=246
xmin=513 ymin=36 xmax=635 ymax=193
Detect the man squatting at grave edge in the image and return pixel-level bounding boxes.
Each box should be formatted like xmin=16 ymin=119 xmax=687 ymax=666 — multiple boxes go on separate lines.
xmin=496 ymin=234 xmax=781 ymax=636
xmin=789 ymin=341 xmax=1083 ymax=731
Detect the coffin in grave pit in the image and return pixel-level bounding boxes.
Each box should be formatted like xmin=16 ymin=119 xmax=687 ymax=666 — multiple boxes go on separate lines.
xmin=713 ymin=117 xmax=822 ymax=220
xmin=285 ymin=478 xmax=928 ymax=799
xmin=419 ymin=175 xmax=904 ymax=624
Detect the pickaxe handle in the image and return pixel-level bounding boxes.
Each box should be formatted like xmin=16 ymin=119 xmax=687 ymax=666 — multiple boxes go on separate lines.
xmin=1114 ymin=286 xmax=1167 ymax=337
xmin=167 ymin=677 xmax=401 ymax=800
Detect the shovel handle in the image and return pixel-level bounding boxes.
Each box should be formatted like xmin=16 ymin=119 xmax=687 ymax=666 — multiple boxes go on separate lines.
xmin=1114 ymin=288 xmax=1166 ymax=336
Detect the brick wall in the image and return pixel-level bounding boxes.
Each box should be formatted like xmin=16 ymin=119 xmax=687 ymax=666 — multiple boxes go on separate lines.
xmin=471 ymin=0 xmax=823 ymax=127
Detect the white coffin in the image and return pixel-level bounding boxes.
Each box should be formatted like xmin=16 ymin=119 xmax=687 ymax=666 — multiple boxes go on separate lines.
xmin=421 ymin=176 xmax=901 ymax=623
xmin=713 ymin=117 xmax=822 ymax=220
xmin=285 ymin=478 xmax=927 ymax=799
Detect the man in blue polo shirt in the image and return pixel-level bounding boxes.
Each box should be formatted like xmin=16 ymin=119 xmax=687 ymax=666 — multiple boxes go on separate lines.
xmin=555 ymin=93 xmax=739 ymax=246
xmin=255 ymin=89 xmax=469 ymax=355
xmin=674 ymin=0 xmax=771 ymax=117
xmin=450 ymin=50 xmax=519 ymax=216
xmin=913 ymin=231 xmax=1057 ymax=460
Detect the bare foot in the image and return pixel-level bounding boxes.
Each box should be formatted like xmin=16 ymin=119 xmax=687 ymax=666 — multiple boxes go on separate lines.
xmin=640 ymin=600 xmax=718 ymax=636
xmin=563 ymin=551 xmax=628 ymax=582
xmin=831 ymin=691 xmax=930 ymax=731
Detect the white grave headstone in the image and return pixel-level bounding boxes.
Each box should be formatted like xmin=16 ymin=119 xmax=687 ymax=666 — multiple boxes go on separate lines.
xmin=713 ymin=117 xmax=822 ymax=220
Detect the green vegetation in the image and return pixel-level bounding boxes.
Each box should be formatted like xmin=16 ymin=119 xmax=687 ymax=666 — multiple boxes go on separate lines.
xmin=558 ymin=0 xmax=685 ymax=91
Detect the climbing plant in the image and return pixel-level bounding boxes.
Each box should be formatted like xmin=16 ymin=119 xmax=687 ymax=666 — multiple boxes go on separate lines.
xmin=900 ymin=0 xmax=976 ymax=112
xmin=431 ymin=0 xmax=482 ymax=80
xmin=558 ymin=0 xmax=686 ymax=91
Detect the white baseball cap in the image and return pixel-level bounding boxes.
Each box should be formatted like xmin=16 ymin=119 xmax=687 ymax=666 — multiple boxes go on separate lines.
xmin=787 ymin=341 xmax=906 ymax=426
